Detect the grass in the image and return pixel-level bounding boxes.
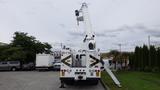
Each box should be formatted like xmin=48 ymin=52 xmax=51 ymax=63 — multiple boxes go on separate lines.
xmin=101 ymin=71 xmax=160 ymax=90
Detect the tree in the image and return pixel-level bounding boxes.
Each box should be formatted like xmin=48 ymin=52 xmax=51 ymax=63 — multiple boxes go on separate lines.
xmin=0 ymin=45 xmax=26 ymax=62
xmin=0 ymin=45 xmax=10 ymax=61
xmin=10 ymin=31 xmax=52 ymax=63
xmin=129 ymin=45 xmax=160 ymax=72
xmin=121 ymin=52 xmax=130 ymax=70
xmin=142 ymin=45 xmax=149 ymax=71
xmin=0 ymin=32 xmax=52 ymax=63
xmin=134 ymin=46 xmax=140 ymax=70
xmin=157 ymin=48 xmax=160 ymax=69
xmin=129 ymin=52 xmax=134 ymax=70
xmin=108 ymin=50 xmax=120 ymax=69
xmin=150 ymin=45 xmax=156 ymax=68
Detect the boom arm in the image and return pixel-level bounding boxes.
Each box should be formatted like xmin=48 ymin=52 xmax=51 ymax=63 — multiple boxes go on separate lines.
xmin=75 ymin=3 xmax=94 ymax=40
xmin=75 ymin=3 xmax=96 ymax=50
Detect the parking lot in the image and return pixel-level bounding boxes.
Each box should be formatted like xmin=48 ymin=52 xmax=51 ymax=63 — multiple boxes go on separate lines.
xmin=0 ymin=71 xmax=105 ymax=90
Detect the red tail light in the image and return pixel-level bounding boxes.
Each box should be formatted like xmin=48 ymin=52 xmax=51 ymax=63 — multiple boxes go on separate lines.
xmin=97 ymin=70 xmax=100 ymax=72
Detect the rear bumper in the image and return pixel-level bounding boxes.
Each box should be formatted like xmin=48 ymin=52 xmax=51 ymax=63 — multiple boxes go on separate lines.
xmin=36 ymin=66 xmax=53 ymax=70
xmin=60 ymin=77 xmax=100 ymax=81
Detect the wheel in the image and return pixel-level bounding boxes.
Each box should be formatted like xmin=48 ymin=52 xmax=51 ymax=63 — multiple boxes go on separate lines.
xmin=64 ymin=80 xmax=74 ymax=85
xmin=90 ymin=80 xmax=99 ymax=85
xmin=11 ymin=67 xmax=16 ymax=71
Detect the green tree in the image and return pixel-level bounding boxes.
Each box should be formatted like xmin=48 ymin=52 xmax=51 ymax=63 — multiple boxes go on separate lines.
xmin=150 ymin=46 xmax=156 ymax=68
xmin=139 ymin=47 xmax=143 ymax=70
xmin=108 ymin=50 xmax=120 ymax=69
xmin=157 ymin=48 xmax=160 ymax=70
xmin=142 ymin=45 xmax=149 ymax=71
xmin=11 ymin=31 xmax=52 ymax=63
xmin=134 ymin=46 xmax=140 ymax=70
xmin=0 ymin=45 xmax=10 ymax=61
xmin=0 ymin=45 xmax=26 ymax=61
xmin=129 ymin=52 xmax=134 ymax=70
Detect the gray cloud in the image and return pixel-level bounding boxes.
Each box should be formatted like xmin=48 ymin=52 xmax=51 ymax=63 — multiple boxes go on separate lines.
xmin=68 ymin=31 xmax=83 ymax=37
xmin=59 ymin=24 xmax=66 ymax=28
xmin=102 ymin=25 xmax=136 ymax=35
xmin=96 ymin=32 xmax=106 ymax=37
xmin=96 ymin=31 xmax=117 ymax=38
xmin=145 ymin=29 xmax=160 ymax=37
xmin=0 ymin=0 xmax=6 ymax=4
xmin=134 ymin=24 xmax=147 ymax=30
xmin=131 ymin=24 xmax=160 ymax=37
xmin=151 ymin=41 xmax=160 ymax=45
xmin=106 ymin=34 xmax=117 ymax=38
xmin=67 ymin=24 xmax=160 ymax=51
xmin=106 ymin=24 xmax=160 ymax=38
xmin=133 ymin=24 xmax=160 ymax=37
xmin=1 ymin=0 xmax=160 ymax=52
xmin=104 ymin=28 xmax=125 ymax=33
xmin=68 ymin=30 xmax=117 ymax=38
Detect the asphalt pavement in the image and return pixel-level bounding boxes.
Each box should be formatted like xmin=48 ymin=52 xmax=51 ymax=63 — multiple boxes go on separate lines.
xmin=0 ymin=71 xmax=105 ymax=90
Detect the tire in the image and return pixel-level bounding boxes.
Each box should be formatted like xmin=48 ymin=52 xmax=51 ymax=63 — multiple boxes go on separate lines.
xmin=64 ymin=80 xmax=74 ymax=85
xmin=11 ymin=67 xmax=16 ymax=71
xmin=90 ymin=80 xmax=99 ymax=85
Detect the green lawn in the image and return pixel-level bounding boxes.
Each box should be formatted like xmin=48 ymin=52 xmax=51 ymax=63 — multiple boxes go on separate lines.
xmin=101 ymin=71 xmax=160 ymax=90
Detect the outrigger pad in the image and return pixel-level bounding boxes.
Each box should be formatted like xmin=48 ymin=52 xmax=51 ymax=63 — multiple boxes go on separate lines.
xmin=59 ymin=80 xmax=65 ymax=88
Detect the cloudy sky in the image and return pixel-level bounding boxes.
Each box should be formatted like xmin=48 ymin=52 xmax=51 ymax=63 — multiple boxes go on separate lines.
xmin=0 ymin=0 xmax=160 ymax=52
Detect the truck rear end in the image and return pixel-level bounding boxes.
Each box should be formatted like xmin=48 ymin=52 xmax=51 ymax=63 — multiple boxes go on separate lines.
xmin=60 ymin=2 xmax=102 ymax=85
xmin=36 ymin=54 xmax=54 ymax=70
xmin=60 ymin=49 xmax=101 ymax=85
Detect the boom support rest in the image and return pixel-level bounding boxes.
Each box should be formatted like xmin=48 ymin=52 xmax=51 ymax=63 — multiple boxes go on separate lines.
xmin=104 ymin=65 xmax=122 ymax=87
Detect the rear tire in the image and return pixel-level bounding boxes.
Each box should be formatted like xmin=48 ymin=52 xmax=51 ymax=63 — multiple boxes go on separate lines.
xmin=90 ymin=80 xmax=99 ymax=85
xmin=64 ymin=80 xmax=74 ymax=85
xmin=11 ymin=67 xmax=16 ymax=71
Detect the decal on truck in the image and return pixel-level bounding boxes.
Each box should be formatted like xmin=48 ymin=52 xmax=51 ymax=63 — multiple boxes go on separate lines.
xmin=61 ymin=55 xmax=71 ymax=67
xmin=89 ymin=55 xmax=100 ymax=67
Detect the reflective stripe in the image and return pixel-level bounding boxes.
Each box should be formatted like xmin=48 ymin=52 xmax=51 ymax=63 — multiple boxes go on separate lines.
xmin=61 ymin=55 xmax=71 ymax=67
xmin=89 ymin=55 xmax=100 ymax=67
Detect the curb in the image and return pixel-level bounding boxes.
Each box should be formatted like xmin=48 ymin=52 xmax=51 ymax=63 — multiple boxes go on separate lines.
xmin=100 ymin=79 xmax=110 ymax=90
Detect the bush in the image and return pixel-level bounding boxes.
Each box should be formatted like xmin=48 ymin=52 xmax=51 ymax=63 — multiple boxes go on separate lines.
xmin=152 ymin=67 xmax=159 ymax=72
xmin=144 ymin=66 xmax=152 ymax=72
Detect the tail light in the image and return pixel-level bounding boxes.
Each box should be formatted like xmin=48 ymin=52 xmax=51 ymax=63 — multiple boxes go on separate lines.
xmin=96 ymin=69 xmax=100 ymax=77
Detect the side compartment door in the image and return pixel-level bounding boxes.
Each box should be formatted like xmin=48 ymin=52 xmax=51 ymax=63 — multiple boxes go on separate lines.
xmin=80 ymin=54 xmax=86 ymax=67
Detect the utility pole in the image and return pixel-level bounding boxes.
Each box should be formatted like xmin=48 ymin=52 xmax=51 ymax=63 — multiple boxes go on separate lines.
xmin=118 ymin=44 xmax=121 ymax=53
xmin=148 ymin=35 xmax=150 ymax=49
xmin=148 ymin=35 xmax=151 ymax=68
xmin=118 ymin=44 xmax=122 ymax=70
